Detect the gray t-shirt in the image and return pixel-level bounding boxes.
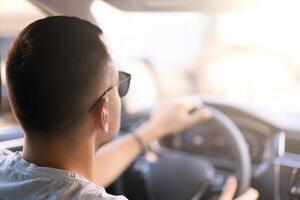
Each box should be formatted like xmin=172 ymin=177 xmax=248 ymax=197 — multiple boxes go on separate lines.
xmin=0 ymin=152 xmax=127 ymax=200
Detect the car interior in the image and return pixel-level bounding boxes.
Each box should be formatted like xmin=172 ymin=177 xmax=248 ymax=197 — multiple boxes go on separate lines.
xmin=1 ymin=0 xmax=300 ymax=199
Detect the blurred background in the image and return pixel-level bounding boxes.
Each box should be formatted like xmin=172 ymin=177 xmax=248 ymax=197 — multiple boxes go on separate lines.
xmin=1 ymin=0 xmax=300 ymax=128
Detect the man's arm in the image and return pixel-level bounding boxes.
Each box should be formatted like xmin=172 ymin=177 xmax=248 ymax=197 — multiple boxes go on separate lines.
xmin=93 ymin=122 xmax=162 ymax=187
xmin=94 ymin=96 xmax=211 ymax=187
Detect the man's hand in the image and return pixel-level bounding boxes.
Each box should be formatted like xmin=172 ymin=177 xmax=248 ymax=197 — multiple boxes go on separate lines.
xmin=219 ymin=176 xmax=259 ymax=200
xmin=148 ymin=95 xmax=212 ymax=139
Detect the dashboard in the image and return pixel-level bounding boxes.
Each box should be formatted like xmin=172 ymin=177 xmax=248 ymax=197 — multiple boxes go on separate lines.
xmin=121 ymin=98 xmax=280 ymax=170
xmin=160 ymin=123 xmax=269 ymax=164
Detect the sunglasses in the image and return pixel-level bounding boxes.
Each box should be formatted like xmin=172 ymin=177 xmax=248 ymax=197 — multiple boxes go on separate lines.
xmin=89 ymin=71 xmax=131 ymax=112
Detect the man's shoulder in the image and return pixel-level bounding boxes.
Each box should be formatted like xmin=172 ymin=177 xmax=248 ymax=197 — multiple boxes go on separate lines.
xmin=0 ymin=151 xmax=128 ymax=200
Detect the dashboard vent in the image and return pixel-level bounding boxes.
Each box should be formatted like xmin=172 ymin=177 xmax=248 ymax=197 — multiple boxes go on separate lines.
xmin=285 ymin=138 xmax=300 ymax=154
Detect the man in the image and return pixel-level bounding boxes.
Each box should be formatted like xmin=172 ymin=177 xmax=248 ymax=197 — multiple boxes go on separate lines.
xmin=0 ymin=16 xmax=258 ymax=199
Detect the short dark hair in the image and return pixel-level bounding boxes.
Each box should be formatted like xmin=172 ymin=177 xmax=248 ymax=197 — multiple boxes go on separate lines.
xmin=6 ymin=16 xmax=110 ymax=138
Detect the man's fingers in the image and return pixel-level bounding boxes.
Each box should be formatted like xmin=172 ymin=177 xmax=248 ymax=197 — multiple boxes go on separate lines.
xmin=188 ymin=108 xmax=212 ymax=125
xmin=219 ymin=176 xmax=238 ymax=200
xmin=235 ymin=188 xmax=259 ymax=200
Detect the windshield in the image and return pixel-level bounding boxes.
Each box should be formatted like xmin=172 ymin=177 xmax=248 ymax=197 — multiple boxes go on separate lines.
xmin=91 ymin=1 xmax=300 ymax=116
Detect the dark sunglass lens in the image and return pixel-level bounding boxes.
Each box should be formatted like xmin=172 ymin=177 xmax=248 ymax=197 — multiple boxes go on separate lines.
xmin=118 ymin=81 xmax=127 ymax=97
xmin=118 ymin=72 xmax=130 ymax=97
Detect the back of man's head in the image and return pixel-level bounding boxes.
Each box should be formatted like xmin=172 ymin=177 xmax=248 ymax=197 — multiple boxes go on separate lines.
xmin=6 ymin=16 xmax=110 ymax=139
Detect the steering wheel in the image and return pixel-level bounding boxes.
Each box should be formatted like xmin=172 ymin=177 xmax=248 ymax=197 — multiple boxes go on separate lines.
xmin=143 ymin=106 xmax=251 ymax=199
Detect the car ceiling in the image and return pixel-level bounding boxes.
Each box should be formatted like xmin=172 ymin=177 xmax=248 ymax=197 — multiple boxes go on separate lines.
xmin=102 ymin=0 xmax=257 ymax=12
xmin=29 ymin=0 xmax=96 ymax=23
xmin=29 ymin=0 xmax=259 ymax=22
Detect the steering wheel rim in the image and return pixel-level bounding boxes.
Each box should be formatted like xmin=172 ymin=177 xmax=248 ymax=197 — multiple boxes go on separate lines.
xmin=149 ymin=105 xmax=251 ymax=198
xmin=205 ymin=105 xmax=251 ymax=195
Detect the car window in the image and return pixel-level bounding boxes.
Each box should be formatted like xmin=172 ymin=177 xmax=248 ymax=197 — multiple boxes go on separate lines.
xmin=0 ymin=0 xmax=46 ymax=127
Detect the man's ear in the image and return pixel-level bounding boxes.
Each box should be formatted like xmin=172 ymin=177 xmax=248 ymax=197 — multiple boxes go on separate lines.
xmin=102 ymin=97 xmax=109 ymax=132
xmin=94 ymin=96 xmax=109 ymax=133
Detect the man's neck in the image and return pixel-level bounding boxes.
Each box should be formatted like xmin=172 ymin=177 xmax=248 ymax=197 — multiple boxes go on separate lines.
xmin=22 ymin=133 xmax=95 ymax=181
